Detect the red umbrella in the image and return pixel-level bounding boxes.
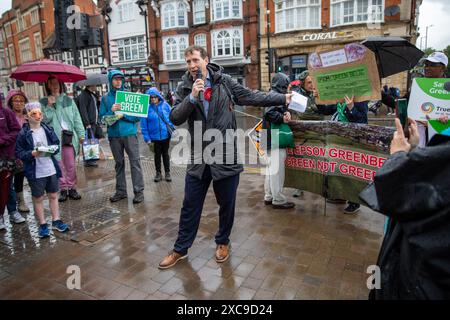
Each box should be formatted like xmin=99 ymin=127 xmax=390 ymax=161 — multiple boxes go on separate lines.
xmin=10 ymin=59 xmax=87 ymax=83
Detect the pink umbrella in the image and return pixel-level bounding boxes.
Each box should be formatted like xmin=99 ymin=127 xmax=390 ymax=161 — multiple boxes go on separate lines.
xmin=10 ymin=59 xmax=87 ymax=83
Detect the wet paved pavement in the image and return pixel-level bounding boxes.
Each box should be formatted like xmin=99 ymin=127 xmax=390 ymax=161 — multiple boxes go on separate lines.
xmin=0 ymin=109 xmax=388 ymax=300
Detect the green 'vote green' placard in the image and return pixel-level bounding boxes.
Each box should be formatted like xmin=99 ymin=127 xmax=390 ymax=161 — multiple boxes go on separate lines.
xmin=115 ymin=91 xmax=149 ymax=118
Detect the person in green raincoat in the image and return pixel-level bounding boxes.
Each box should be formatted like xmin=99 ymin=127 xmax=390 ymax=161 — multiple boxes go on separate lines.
xmin=40 ymin=76 xmax=85 ymax=202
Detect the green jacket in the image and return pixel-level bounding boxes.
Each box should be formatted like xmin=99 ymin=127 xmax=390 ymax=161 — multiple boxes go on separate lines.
xmin=40 ymin=94 xmax=85 ymax=161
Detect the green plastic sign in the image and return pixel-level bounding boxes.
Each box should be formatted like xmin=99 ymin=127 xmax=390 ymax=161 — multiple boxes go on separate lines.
xmin=115 ymin=91 xmax=149 ymax=118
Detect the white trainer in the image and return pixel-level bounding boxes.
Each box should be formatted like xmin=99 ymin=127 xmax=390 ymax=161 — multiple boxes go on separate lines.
xmin=0 ymin=218 xmax=6 ymax=230
xmin=10 ymin=211 xmax=26 ymax=224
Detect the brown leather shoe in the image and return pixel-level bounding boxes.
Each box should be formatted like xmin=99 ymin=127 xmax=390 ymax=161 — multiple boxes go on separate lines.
xmin=215 ymin=244 xmax=230 ymax=263
xmin=158 ymin=251 xmax=188 ymax=269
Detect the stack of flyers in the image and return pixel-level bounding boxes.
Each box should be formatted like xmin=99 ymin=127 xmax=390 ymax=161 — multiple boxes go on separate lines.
xmin=36 ymin=145 xmax=58 ymax=157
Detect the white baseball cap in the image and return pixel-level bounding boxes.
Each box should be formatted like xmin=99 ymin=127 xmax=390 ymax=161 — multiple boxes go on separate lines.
xmin=425 ymin=51 xmax=448 ymax=67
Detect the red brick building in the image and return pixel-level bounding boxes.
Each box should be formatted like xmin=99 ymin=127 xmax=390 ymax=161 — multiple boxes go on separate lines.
xmin=0 ymin=0 xmax=98 ymax=100
xmin=259 ymin=0 xmax=422 ymax=93
xmin=146 ymin=0 xmax=260 ymax=94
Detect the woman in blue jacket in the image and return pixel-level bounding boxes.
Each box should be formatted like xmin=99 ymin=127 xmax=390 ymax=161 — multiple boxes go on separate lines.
xmin=141 ymin=88 xmax=174 ymax=182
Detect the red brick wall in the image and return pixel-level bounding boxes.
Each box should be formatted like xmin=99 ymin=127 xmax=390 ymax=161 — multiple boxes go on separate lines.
xmin=149 ymin=1 xmax=260 ymax=89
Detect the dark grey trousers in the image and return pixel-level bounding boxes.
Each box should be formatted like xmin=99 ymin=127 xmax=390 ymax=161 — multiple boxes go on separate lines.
xmin=109 ymin=135 xmax=144 ymax=195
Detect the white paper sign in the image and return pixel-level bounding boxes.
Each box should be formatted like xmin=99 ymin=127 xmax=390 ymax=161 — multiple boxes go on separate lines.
xmin=288 ymin=91 xmax=308 ymax=113
xmin=319 ymin=49 xmax=348 ymax=67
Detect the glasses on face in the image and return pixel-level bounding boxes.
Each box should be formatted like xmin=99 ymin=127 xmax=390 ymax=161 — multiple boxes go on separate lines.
xmin=425 ymin=62 xmax=443 ymax=68
xmin=150 ymin=96 xmax=158 ymax=99
xmin=29 ymin=110 xmax=42 ymax=118
xmin=12 ymin=99 xmax=26 ymax=104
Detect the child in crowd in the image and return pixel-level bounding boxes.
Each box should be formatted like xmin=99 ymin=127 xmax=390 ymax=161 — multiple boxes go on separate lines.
xmin=15 ymin=102 xmax=69 ymax=238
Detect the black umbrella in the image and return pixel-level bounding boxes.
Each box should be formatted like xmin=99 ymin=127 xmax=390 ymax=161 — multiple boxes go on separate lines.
xmin=75 ymin=73 xmax=108 ymax=87
xmin=361 ymin=36 xmax=424 ymax=78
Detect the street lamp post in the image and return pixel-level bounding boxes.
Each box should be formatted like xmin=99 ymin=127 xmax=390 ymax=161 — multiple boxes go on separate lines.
xmin=101 ymin=4 xmax=112 ymax=67
xmin=136 ymin=0 xmax=150 ymax=57
xmin=425 ymin=24 xmax=434 ymax=50
xmin=266 ymin=0 xmax=271 ymax=83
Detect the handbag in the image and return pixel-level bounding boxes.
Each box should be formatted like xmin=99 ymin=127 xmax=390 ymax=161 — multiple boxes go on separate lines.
xmin=331 ymin=102 xmax=349 ymax=123
xmin=54 ymin=108 xmax=74 ymax=146
xmin=61 ymin=129 xmax=74 ymax=146
xmin=271 ymin=122 xmax=295 ymax=148
xmin=153 ymin=105 xmax=178 ymax=139
xmin=82 ymin=128 xmax=100 ymax=161
xmin=94 ymin=123 xmax=104 ymax=139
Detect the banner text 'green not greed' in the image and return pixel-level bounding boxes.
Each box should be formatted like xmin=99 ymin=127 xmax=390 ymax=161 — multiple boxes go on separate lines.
xmin=115 ymin=91 xmax=150 ymax=118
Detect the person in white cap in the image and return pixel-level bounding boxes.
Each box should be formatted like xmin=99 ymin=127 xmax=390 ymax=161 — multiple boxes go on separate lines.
xmin=413 ymin=52 xmax=449 ymax=146
xmin=424 ymin=51 xmax=448 ymax=79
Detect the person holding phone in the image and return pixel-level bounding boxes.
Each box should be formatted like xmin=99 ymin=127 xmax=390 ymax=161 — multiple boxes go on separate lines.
xmin=360 ymin=117 xmax=450 ymax=299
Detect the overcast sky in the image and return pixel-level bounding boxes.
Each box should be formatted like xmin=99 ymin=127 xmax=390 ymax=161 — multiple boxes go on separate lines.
xmin=0 ymin=0 xmax=448 ymax=50
xmin=417 ymin=0 xmax=450 ymax=50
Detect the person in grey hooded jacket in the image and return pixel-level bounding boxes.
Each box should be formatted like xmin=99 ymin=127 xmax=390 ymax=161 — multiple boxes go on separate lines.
xmin=158 ymin=45 xmax=292 ymax=269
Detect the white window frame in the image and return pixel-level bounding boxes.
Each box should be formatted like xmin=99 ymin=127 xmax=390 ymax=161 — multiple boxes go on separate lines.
xmin=275 ymin=0 xmax=321 ymax=33
xmin=24 ymin=82 xmax=40 ymax=100
xmin=8 ymin=44 xmax=16 ymax=66
xmin=31 ymin=8 xmax=39 ymax=25
xmin=34 ymin=32 xmax=42 ymax=59
xmin=194 ymin=33 xmax=207 ymax=49
xmin=18 ymin=38 xmax=32 ymax=63
xmin=5 ymin=23 xmax=12 ymax=37
xmin=163 ymin=34 xmax=189 ymax=63
xmin=17 ymin=11 xmax=24 ymax=32
xmin=118 ymin=1 xmax=135 ymax=23
xmin=193 ymin=0 xmax=206 ymax=24
xmin=211 ymin=27 xmax=243 ymax=58
xmin=87 ymin=48 xmax=100 ymax=65
xmin=161 ymin=1 xmax=188 ymax=30
xmin=117 ymin=36 xmax=146 ymax=62
xmin=0 ymin=49 xmax=8 ymax=69
xmin=211 ymin=0 xmax=242 ymax=22
xmin=330 ymin=0 xmax=384 ymax=27
xmin=65 ymin=52 xmax=74 ymax=65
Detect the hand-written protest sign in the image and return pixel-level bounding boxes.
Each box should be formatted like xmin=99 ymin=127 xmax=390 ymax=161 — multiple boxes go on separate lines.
xmin=115 ymin=91 xmax=149 ymax=118
xmin=407 ymin=78 xmax=450 ymax=121
xmin=315 ymin=66 xmax=373 ymax=102
xmin=309 ymin=43 xmax=381 ymax=105
xmin=284 ymin=121 xmax=393 ymax=204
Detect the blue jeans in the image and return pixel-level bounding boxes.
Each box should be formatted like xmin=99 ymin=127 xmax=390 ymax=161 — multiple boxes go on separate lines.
xmin=6 ymin=177 xmax=17 ymax=214
xmin=174 ymin=166 xmax=240 ymax=255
